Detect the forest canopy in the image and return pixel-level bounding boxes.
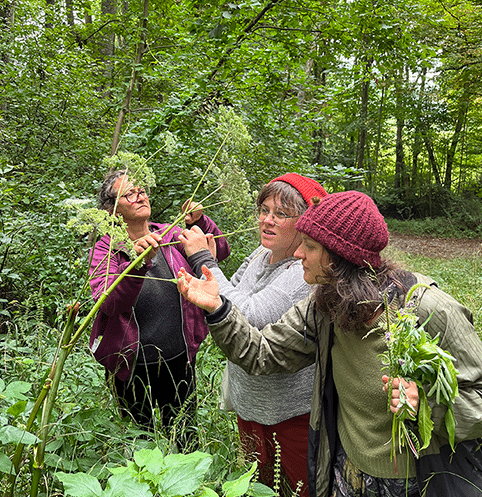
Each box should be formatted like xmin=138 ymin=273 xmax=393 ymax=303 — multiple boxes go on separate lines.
xmin=1 ymin=0 xmax=482 ymax=316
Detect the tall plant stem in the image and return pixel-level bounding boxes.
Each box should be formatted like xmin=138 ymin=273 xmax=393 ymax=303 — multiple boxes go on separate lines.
xmin=7 ymin=132 xmax=233 ymax=496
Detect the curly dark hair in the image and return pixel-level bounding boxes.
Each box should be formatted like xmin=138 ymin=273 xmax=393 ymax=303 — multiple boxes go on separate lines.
xmin=97 ymin=170 xmax=128 ymax=211
xmin=314 ymin=250 xmax=410 ymax=331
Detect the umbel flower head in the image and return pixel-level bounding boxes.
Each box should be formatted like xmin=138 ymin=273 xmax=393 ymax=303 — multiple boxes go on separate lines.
xmin=102 ymin=152 xmax=156 ymax=191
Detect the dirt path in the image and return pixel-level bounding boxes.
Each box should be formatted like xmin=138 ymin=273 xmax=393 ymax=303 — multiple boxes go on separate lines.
xmin=388 ymin=233 xmax=482 ymax=260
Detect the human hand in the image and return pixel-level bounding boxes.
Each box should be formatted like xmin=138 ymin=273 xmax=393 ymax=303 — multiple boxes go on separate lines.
xmin=182 ymin=199 xmax=203 ymax=224
xmin=133 ymin=232 xmax=163 ymax=261
xmin=179 ymin=226 xmax=214 ymax=257
xmin=382 ymin=375 xmax=419 ymax=419
xmin=177 ymin=266 xmax=222 ymax=313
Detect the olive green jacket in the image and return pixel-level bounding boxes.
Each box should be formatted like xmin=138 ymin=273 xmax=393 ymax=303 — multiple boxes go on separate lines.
xmin=207 ymin=273 xmax=482 ymax=496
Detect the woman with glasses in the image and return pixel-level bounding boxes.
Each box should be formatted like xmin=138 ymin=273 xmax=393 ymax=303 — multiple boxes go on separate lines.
xmin=177 ymin=191 xmax=482 ymax=497
xmin=180 ymin=173 xmax=327 ymax=496
xmin=88 ymin=169 xmax=230 ymax=449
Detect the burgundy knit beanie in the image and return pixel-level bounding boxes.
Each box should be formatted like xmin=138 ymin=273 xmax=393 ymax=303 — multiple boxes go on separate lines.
xmin=295 ymin=191 xmax=389 ymax=268
xmin=270 ymin=173 xmax=327 ymax=205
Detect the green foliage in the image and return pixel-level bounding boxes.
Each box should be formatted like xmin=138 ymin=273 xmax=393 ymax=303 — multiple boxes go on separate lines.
xmin=54 ymin=449 xmax=272 ymax=497
xmin=376 ymin=284 xmax=459 ymax=464
xmin=1 ymin=0 xmax=482 ymax=493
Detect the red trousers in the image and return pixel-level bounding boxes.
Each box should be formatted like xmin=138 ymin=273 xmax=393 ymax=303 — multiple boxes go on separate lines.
xmin=237 ymin=413 xmax=310 ymax=497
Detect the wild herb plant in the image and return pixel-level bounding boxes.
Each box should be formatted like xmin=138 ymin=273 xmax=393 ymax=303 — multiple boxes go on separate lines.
xmin=378 ymin=283 xmax=459 ymax=470
xmin=54 ymin=447 xmax=272 ymax=497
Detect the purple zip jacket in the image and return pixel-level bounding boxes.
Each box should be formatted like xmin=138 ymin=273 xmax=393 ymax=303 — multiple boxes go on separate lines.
xmin=88 ymin=214 xmax=230 ymax=381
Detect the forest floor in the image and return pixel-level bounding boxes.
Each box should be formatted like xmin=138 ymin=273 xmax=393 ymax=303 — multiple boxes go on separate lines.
xmin=388 ymin=233 xmax=482 ymax=259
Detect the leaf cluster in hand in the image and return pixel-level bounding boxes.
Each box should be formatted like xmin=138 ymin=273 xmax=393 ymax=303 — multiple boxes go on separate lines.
xmin=378 ymin=283 xmax=459 ymax=464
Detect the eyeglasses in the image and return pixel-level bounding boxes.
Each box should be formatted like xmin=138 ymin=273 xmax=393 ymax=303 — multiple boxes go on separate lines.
xmin=112 ymin=188 xmax=150 ymax=204
xmin=256 ymin=205 xmax=299 ymax=226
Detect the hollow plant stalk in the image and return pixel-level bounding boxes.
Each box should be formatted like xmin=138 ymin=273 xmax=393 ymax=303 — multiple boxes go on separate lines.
xmin=9 ymin=134 xmax=233 ymax=496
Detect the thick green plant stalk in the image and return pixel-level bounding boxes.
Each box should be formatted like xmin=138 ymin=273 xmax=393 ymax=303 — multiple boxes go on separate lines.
xmin=11 ymin=186 xmax=239 ymax=496
xmin=6 ymin=121 xmax=249 ymax=496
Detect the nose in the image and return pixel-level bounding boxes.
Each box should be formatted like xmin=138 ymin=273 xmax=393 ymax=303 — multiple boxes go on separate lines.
xmin=293 ymin=246 xmax=303 ymax=259
xmin=261 ymin=212 xmax=277 ymax=226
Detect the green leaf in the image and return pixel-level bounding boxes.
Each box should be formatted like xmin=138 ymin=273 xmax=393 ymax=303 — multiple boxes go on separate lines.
xmin=4 ymin=381 xmax=31 ymax=401
xmin=133 ymin=447 xmax=164 ymax=475
xmin=0 ymin=425 xmax=40 ymax=445
xmin=417 ymin=387 xmax=434 ymax=450
xmin=198 ymin=486 xmax=220 ymax=497
xmin=0 ymin=452 xmax=15 ymax=475
xmin=445 ymin=407 xmax=456 ymax=451
xmin=55 ymin=472 xmax=103 ymax=497
xmin=251 ymin=482 xmax=276 ymax=497
xmin=7 ymin=400 xmax=27 ymax=417
xmin=222 ymin=461 xmax=257 ymax=497
xmin=160 ymin=451 xmax=213 ymax=496
xmin=104 ymin=472 xmax=153 ymax=497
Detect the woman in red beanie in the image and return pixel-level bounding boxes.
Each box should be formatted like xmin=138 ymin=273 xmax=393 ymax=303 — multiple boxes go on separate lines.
xmin=180 ymin=173 xmax=327 ymax=497
xmin=177 ymin=190 xmax=482 ymax=497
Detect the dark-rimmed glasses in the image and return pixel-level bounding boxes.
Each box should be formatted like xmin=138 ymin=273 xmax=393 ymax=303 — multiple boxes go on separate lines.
xmin=112 ymin=188 xmax=150 ymax=204
xmin=256 ymin=205 xmax=299 ymax=226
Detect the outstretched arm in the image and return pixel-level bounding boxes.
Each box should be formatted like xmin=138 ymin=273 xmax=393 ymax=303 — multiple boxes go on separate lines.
xmin=177 ymin=265 xmax=222 ymax=313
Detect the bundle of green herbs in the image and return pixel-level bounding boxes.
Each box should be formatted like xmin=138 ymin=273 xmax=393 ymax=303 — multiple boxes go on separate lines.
xmin=378 ymin=283 xmax=459 ymax=468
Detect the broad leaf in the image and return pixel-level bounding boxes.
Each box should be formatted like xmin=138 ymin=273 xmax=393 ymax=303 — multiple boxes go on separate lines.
xmin=133 ymin=447 xmax=164 ymax=475
xmin=160 ymin=451 xmax=213 ymax=496
xmin=103 ymin=472 xmax=153 ymax=497
xmin=0 ymin=452 xmax=15 ymax=475
xmin=222 ymin=461 xmax=257 ymax=497
xmin=0 ymin=425 xmax=40 ymax=445
xmin=55 ymin=472 xmax=103 ymax=497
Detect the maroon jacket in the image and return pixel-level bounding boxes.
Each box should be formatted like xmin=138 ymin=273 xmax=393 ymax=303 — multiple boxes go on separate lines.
xmin=89 ymin=215 xmax=230 ymax=381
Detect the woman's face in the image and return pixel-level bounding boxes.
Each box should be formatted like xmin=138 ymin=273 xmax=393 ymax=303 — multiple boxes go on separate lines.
xmin=258 ymin=195 xmax=302 ymax=264
xmin=111 ymin=176 xmax=151 ymax=224
xmin=293 ymin=234 xmax=331 ymax=285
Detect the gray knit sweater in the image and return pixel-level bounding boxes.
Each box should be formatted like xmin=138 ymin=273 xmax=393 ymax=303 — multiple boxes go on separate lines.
xmin=205 ymin=246 xmax=315 ymax=425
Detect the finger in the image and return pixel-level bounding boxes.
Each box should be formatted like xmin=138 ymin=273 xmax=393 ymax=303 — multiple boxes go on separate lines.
xmin=190 ymin=225 xmax=204 ymax=235
xmin=400 ymin=378 xmax=411 ymax=388
xmin=145 ymin=235 xmax=159 ymax=248
xmin=201 ymin=265 xmax=215 ymax=281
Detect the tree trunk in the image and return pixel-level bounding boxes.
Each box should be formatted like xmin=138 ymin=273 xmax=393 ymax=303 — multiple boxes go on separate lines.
xmin=421 ymin=128 xmax=442 ymax=186
xmin=65 ymin=0 xmax=74 ymax=26
xmin=0 ymin=0 xmax=14 ymax=65
xmin=0 ymin=1 xmax=14 ymax=113
xmin=45 ymin=0 xmax=55 ymax=31
xmin=99 ymin=0 xmax=116 ymax=93
xmin=356 ymin=56 xmax=373 ymax=172
xmin=371 ymin=84 xmax=385 ymax=196
xmin=110 ymin=0 xmax=149 ymax=155
xmin=445 ymin=96 xmax=469 ymax=190
xmin=311 ymin=54 xmax=326 ymax=166
xmin=394 ymin=67 xmax=407 ymax=192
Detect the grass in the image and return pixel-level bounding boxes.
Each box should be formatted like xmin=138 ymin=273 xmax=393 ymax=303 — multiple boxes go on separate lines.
xmin=384 ymin=244 xmax=482 ymax=339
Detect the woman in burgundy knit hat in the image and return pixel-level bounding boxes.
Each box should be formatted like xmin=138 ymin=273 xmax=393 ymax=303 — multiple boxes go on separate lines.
xmin=180 ymin=172 xmax=327 ymax=497
xmin=178 ymin=190 xmax=482 ymax=497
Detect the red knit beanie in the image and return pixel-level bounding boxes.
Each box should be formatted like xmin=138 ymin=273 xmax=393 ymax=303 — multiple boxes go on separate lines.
xmin=295 ymin=191 xmax=389 ymax=268
xmin=270 ymin=173 xmax=327 ymax=205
